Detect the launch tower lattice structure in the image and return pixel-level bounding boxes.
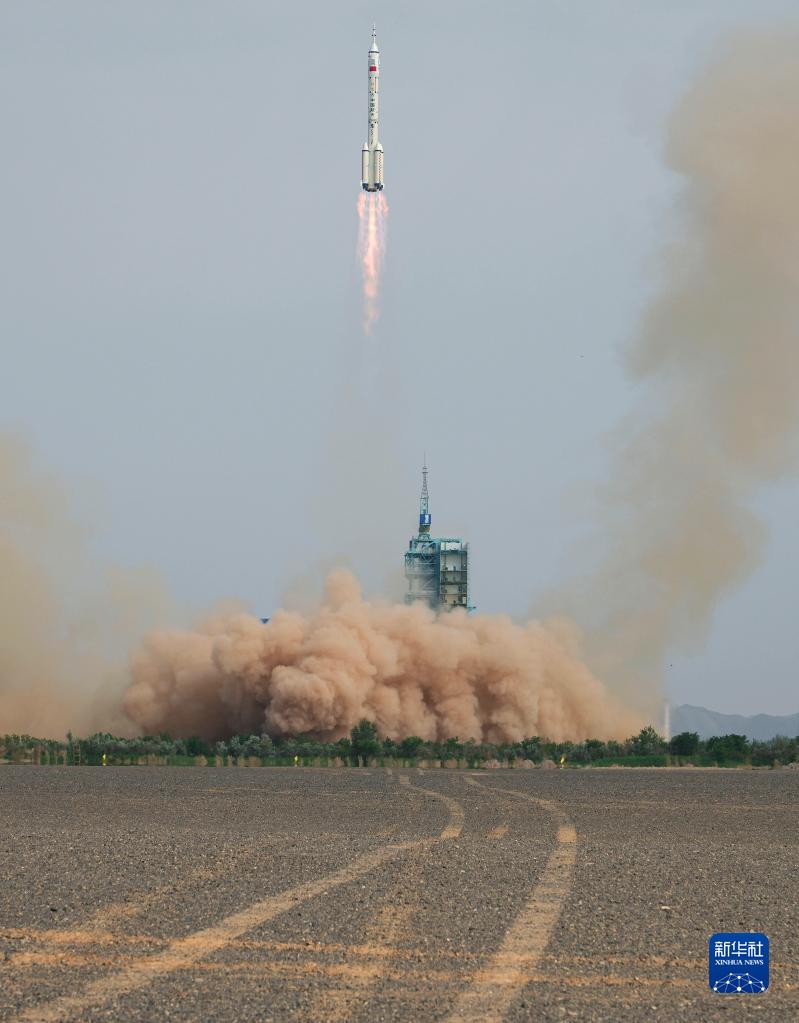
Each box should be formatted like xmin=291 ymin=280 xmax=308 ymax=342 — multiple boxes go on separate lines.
xmin=405 ymin=463 xmax=470 ymax=611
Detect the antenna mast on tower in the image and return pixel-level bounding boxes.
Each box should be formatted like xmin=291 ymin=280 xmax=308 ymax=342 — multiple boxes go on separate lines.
xmin=419 ymin=459 xmax=431 ymax=534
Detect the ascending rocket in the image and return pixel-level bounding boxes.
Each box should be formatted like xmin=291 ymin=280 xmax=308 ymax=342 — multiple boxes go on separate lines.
xmin=361 ymin=26 xmax=384 ymax=191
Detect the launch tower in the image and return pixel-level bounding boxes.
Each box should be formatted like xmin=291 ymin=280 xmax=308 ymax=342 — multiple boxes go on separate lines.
xmin=404 ymin=463 xmax=470 ymax=611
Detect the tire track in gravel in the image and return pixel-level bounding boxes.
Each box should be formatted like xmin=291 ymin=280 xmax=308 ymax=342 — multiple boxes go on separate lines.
xmin=305 ymin=895 xmax=421 ymax=1022
xmin=5 ymin=839 xmax=280 ymax=969
xmin=11 ymin=776 xmax=464 ymax=1023
xmin=305 ymin=773 xmax=464 ymax=1022
xmin=443 ymin=778 xmax=577 ymax=1023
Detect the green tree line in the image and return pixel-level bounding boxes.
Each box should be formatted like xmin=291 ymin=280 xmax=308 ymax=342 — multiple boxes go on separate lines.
xmin=1 ymin=722 xmax=797 ymax=768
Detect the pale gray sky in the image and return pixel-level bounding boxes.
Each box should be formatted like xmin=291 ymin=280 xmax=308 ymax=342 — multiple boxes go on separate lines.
xmin=2 ymin=1 xmax=797 ymax=714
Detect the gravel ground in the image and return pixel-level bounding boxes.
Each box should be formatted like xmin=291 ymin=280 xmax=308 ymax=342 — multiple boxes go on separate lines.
xmin=0 ymin=765 xmax=796 ymax=1022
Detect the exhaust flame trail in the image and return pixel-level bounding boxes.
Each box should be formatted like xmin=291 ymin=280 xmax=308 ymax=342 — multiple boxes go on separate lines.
xmin=357 ymin=192 xmax=389 ymax=333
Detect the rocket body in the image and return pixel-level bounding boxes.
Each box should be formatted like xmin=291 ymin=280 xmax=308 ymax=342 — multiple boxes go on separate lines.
xmin=361 ymin=28 xmax=384 ymax=191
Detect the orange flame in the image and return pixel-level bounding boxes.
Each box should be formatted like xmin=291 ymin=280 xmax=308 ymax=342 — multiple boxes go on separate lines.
xmin=357 ymin=192 xmax=389 ymax=334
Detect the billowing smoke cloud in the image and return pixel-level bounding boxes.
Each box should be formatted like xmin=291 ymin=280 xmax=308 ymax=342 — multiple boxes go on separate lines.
xmin=123 ymin=570 xmax=640 ymax=743
xmin=568 ymin=30 xmax=799 ymax=699
xmin=0 ymin=434 xmax=174 ymax=737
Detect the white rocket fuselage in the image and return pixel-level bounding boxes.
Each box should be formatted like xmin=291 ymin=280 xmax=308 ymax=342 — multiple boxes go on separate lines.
xmin=361 ymin=29 xmax=383 ymax=191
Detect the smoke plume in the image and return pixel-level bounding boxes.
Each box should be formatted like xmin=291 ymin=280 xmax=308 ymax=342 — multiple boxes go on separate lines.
xmin=356 ymin=192 xmax=389 ymax=333
xmin=123 ymin=570 xmax=640 ymax=743
xmin=570 ymin=30 xmax=799 ymax=698
xmin=0 ymin=434 xmax=173 ymax=737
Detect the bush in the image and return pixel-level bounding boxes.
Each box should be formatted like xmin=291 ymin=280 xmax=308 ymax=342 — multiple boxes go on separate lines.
xmin=399 ymin=736 xmax=424 ymax=758
xmin=706 ymin=734 xmax=749 ymax=763
xmin=669 ymin=731 xmax=700 ymax=756
xmin=185 ymin=736 xmax=211 ymax=757
xmin=351 ymin=720 xmax=381 ymax=764
xmin=629 ymin=726 xmax=667 ymax=756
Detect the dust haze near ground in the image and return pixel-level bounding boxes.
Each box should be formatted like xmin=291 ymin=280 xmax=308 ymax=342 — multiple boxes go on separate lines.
xmin=0 ymin=435 xmax=173 ymax=736
xmin=557 ymin=29 xmax=799 ymax=704
xmin=123 ymin=570 xmax=640 ymax=743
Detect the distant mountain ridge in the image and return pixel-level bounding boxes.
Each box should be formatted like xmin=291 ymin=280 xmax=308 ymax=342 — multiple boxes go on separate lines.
xmin=671 ymin=704 xmax=799 ymax=741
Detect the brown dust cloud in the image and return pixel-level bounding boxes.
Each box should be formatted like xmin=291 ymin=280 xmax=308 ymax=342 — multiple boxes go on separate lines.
xmin=123 ymin=571 xmax=639 ymax=743
xmin=0 ymin=435 xmax=173 ymax=737
xmin=563 ymin=29 xmax=799 ymax=703
xmin=4 ymin=30 xmax=799 ymax=742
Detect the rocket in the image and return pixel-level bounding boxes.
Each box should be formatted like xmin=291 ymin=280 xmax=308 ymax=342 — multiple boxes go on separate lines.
xmin=361 ymin=26 xmax=384 ymax=191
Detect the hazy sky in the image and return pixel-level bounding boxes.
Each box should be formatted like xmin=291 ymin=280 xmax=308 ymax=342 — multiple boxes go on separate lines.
xmin=2 ymin=1 xmax=798 ymax=714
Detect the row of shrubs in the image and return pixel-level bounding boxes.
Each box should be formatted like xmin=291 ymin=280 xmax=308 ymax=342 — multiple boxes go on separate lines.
xmin=2 ymin=723 xmax=797 ymax=768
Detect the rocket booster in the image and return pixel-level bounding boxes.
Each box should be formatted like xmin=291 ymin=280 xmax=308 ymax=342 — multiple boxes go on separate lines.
xmin=361 ymin=27 xmax=384 ymax=191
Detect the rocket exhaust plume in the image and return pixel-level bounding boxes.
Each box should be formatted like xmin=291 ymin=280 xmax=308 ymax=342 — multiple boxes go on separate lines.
xmin=357 ymin=191 xmax=389 ymax=334
xmin=123 ymin=570 xmax=640 ymax=743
